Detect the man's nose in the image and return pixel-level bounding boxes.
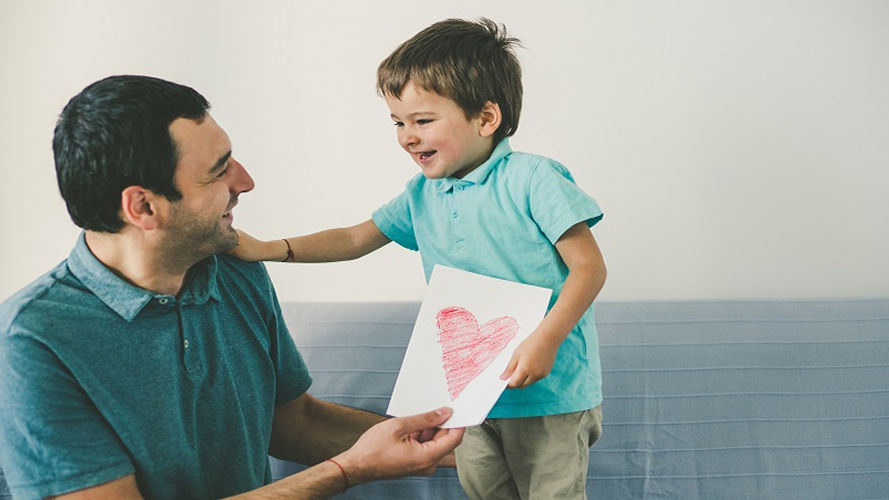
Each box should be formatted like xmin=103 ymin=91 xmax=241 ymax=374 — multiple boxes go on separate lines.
xmin=229 ymin=158 xmax=255 ymax=194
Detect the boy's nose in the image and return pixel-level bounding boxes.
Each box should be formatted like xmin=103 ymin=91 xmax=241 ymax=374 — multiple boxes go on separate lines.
xmin=400 ymin=127 xmax=419 ymax=147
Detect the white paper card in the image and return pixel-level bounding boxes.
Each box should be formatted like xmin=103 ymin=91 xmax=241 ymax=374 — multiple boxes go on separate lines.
xmin=387 ymin=265 xmax=552 ymax=427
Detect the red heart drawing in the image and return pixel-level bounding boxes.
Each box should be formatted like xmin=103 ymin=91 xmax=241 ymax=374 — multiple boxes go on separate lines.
xmin=436 ymin=306 xmax=519 ymax=400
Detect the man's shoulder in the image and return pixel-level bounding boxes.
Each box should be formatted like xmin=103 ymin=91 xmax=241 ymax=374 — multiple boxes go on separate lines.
xmin=0 ymin=260 xmax=76 ymax=338
xmin=212 ymin=255 xmax=274 ymax=294
xmin=214 ymin=254 xmax=269 ymax=277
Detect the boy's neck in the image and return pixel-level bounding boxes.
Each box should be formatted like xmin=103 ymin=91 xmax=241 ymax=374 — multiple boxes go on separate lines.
xmin=453 ymin=138 xmax=498 ymax=179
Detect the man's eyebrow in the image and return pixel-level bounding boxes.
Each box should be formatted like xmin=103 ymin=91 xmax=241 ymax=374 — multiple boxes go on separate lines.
xmin=208 ymin=151 xmax=232 ymax=175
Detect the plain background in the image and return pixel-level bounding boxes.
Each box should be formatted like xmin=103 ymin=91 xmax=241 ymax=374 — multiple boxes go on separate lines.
xmin=1 ymin=0 xmax=887 ymax=303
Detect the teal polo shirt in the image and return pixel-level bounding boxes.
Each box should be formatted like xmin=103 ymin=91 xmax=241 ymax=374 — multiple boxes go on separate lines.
xmin=0 ymin=233 xmax=311 ymax=499
xmin=373 ymin=139 xmax=604 ymax=418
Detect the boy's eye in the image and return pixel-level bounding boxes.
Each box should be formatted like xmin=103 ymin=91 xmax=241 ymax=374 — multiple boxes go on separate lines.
xmin=393 ymin=121 xmax=404 ymax=127
xmin=417 ymin=119 xmax=432 ymax=125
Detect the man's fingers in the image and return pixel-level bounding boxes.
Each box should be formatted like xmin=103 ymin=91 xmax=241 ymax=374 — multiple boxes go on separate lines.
xmin=395 ymin=407 xmax=453 ymax=434
xmin=416 ymin=427 xmax=437 ymax=442
xmin=425 ymin=427 xmax=465 ymax=453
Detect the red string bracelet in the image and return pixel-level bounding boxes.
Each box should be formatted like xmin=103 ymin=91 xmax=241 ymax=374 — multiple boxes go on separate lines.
xmin=327 ymin=458 xmax=350 ymax=491
xmin=281 ymin=239 xmax=294 ymax=262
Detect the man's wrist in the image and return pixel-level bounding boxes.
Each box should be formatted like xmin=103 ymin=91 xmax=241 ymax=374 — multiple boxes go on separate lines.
xmin=332 ymin=452 xmax=370 ymax=487
xmin=326 ymin=458 xmax=350 ymax=492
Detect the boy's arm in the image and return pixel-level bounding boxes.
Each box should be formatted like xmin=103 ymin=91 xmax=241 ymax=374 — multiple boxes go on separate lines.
xmin=501 ymin=222 xmax=607 ymax=388
xmin=232 ymin=219 xmax=391 ymax=263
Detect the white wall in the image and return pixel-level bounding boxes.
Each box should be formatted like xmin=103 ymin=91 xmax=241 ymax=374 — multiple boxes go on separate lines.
xmin=1 ymin=0 xmax=887 ymax=303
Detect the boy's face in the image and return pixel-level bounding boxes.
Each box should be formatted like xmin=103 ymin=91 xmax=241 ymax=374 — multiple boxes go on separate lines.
xmin=385 ymin=82 xmax=495 ymax=179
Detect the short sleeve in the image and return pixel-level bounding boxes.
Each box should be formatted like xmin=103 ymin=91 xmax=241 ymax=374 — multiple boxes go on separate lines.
xmin=258 ymin=264 xmax=313 ymax=406
xmin=371 ymin=188 xmax=419 ymax=251
xmin=0 ymin=334 xmax=133 ymax=498
xmin=528 ymin=160 xmax=603 ymax=244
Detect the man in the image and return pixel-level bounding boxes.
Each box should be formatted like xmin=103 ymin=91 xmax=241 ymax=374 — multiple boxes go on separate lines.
xmin=0 ymin=75 xmax=463 ymax=499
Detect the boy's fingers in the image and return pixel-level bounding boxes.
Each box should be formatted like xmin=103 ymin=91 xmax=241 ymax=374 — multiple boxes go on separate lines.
xmin=508 ymin=367 xmax=529 ymax=388
xmin=500 ymin=357 xmax=517 ymax=380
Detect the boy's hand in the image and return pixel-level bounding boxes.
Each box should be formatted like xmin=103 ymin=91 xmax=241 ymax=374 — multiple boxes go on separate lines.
xmin=228 ymin=229 xmax=279 ymax=262
xmin=499 ymin=332 xmax=560 ymax=389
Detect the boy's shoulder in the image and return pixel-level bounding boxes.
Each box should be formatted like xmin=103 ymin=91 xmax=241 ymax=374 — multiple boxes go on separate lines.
xmin=492 ymin=149 xmax=577 ymax=190
xmin=505 ymin=149 xmax=572 ymax=176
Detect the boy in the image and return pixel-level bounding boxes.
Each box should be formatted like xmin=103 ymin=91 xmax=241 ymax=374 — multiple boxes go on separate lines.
xmin=235 ymin=18 xmax=606 ymax=499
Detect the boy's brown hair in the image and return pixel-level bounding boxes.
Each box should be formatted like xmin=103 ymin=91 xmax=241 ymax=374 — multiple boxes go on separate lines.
xmin=377 ymin=18 xmax=523 ymax=145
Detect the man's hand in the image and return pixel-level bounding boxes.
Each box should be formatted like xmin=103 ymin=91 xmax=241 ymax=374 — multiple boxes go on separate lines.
xmin=334 ymin=407 xmax=465 ymax=484
xmin=437 ymin=451 xmax=457 ymax=468
xmin=500 ymin=331 xmax=560 ymax=389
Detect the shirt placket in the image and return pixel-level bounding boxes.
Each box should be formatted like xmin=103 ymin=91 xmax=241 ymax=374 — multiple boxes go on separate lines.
xmin=449 ymin=183 xmax=469 ymax=258
xmin=174 ymin=301 xmax=203 ymax=376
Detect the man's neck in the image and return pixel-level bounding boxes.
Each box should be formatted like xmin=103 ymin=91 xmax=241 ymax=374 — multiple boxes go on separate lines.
xmin=85 ymin=230 xmax=192 ymax=297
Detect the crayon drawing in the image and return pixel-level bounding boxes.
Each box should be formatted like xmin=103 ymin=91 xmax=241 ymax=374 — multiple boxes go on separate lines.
xmin=436 ymin=306 xmax=518 ymax=400
xmin=387 ymin=265 xmax=552 ymax=427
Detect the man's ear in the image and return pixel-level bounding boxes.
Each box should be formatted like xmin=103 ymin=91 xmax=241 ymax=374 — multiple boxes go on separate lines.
xmin=478 ymin=101 xmax=502 ymax=138
xmin=120 ymin=186 xmax=163 ymax=230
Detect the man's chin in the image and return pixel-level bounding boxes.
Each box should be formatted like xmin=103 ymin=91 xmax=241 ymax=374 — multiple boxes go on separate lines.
xmin=215 ymin=232 xmax=239 ymax=255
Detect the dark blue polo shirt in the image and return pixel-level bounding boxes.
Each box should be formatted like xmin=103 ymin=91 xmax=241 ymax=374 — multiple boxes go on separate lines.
xmin=0 ymin=233 xmax=311 ymax=499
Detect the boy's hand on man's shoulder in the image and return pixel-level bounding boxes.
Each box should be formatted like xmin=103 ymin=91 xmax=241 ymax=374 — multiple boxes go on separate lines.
xmin=228 ymin=229 xmax=276 ymax=262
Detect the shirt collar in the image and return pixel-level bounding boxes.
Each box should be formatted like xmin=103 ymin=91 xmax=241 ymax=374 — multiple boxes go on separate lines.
xmin=434 ymin=138 xmax=512 ymax=192
xmin=67 ymin=232 xmax=222 ymax=322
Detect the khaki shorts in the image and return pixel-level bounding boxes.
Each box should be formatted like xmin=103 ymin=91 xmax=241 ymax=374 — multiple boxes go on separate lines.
xmin=455 ymin=406 xmax=603 ymax=500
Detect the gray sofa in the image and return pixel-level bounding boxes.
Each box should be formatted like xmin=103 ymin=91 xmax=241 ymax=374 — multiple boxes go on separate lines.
xmin=271 ymin=299 xmax=889 ymax=500
xmin=2 ymin=299 xmax=887 ymax=499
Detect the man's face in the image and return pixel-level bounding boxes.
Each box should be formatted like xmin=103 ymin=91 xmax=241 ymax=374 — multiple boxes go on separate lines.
xmin=165 ymin=114 xmax=254 ymax=257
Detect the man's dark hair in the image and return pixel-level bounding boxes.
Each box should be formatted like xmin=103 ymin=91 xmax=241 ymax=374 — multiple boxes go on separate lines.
xmin=377 ymin=18 xmax=523 ymax=145
xmin=53 ymin=75 xmax=210 ymax=232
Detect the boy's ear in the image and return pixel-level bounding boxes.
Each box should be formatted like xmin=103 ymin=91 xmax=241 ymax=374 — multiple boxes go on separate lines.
xmin=478 ymin=101 xmax=502 ymax=138
xmin=120 ymin=185 xmax=164 ymax=230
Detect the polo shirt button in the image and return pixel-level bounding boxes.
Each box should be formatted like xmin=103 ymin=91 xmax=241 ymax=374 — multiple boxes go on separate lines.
xmin=452 ymin=211 xmax=458 ymax=218
xmin=184 ymin=339 xmax=190 ymax=349
xmin=158 ymin=298 xmax=169 ymax=305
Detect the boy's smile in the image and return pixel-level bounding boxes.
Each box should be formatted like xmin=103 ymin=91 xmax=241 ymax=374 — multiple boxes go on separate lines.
xmin=385 ymin=82 xmax=498 ymax=180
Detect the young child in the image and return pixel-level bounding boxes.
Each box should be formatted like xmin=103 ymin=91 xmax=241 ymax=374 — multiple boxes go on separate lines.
xmin=235 ymin=18 xmax=606 ymax=499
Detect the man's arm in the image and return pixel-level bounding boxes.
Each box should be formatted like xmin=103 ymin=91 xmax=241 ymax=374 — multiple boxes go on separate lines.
xmin=231 ymin=219 xmax=391 ymax=263
xmin=45 ymin=401 xmax=463 ymax=500
xmin=228 ymin=404 xmax=463 ymax=499
xmin=267 ymin=392 xmax=384 ymax=464
xmin=268 ymin=393 xmax=457 ymax=469
xmin=45 ymin=475 xmax=143 ymax=500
